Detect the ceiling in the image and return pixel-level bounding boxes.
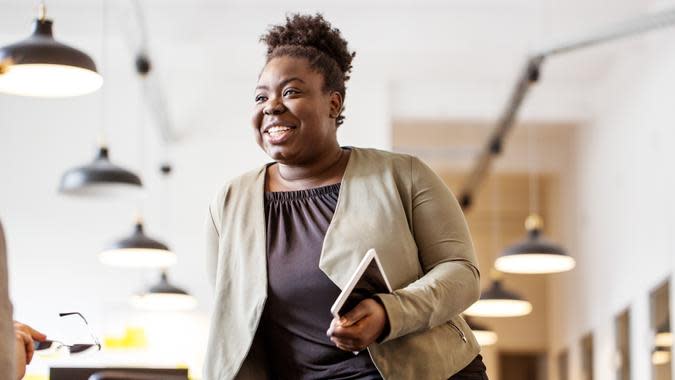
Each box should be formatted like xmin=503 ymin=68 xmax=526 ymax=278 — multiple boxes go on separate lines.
xmin=0 ymin=0 xmax=663 ymax=124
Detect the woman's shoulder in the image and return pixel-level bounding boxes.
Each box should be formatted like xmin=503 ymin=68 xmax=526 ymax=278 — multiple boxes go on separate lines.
xmin=208 ymin=165 xmax=266 ymax=212
xmin=349 ymin=147 xmax=442 ymax=192
xmin=350 ymin=147 xmax=428 ymax=174
xmin=350 ymin=147 xmax=416 ymax=166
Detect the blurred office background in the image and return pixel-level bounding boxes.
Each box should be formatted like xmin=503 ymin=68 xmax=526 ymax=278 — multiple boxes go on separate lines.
xmin=1 ymin=0 xmax=675 ymax=379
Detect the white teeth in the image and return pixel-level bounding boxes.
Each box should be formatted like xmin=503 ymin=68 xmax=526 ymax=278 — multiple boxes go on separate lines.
xmin=267 ymin=126 xmax=292 ymax=135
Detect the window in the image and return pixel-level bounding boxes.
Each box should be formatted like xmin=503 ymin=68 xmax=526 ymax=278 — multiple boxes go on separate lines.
xmin=651 ymin=280 xmax=671 ymax=380
xmin=615 ymin=309 xmax=631 ymax=380
xmin=581 ymin=333 xmax=593 ymax=380
xmin=499 ymin=352 xmax=547 ymax=380
xmin=557 ymin=349 xmax=569 ymax=380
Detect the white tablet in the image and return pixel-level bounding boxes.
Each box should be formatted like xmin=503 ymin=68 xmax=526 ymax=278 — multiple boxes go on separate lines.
xmin=330 ymin=248 xmax=393 ymax=318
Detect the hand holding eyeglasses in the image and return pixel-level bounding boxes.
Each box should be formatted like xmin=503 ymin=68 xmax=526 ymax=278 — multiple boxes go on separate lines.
xmin=33 ymin=312 xmax=102 ymax=355
xmin=14 ymin=321 xmax=47 ymax=380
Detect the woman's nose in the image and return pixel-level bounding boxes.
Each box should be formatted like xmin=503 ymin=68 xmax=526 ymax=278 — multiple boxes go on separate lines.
xmin=263 ymin=97 xmax=286 ymax=115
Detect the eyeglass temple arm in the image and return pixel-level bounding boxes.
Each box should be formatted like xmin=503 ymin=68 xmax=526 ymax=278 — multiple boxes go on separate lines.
xmin=59 ymin=312 xmax=88 ymax=323
xmin=59 ymin=312 xmax=101 ymax=348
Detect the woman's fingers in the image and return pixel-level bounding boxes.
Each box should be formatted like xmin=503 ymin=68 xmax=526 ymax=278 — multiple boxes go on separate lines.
xmin=330 ymin=334 xmax=363 ymax=352
xmin=331 ymin=319 xmax=361 ymax=336
xmin=14 ymin=321 xmax=45 ymax=365
xmin=333 ymin=339 xmax=363 ymax=352
xmin=14 ymin=321 xmax=47 ymax=341
xmin=327 ymin=317 xmax=363 ymax=339
xmin=326 ymin=317 xmax=339 ymax=336
xmin=339 ymin=301 xmax=371 ymax=327
xmin=330 ymin=320 xmax=366 ymax=351
xmin=327 ymin=299 xmax=387 ymax=352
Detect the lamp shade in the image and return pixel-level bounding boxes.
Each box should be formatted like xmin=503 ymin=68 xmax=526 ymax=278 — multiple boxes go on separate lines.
xmin=131 ymin=272 xmax=197 ymax=311
xmin=59 ymin=147 xmax=143 ymax=198
xmin=465 ymin=317 xmax=498 ymax=347
xmin=464 ymin=280 xmax=532 ymax=318
xmin=0 ymin=18 xmax=102 ymax=97
xmin=495 ymin=214 xmax=575 ymax=274
xmin=99 ymin=222 xmax=176 ymax=268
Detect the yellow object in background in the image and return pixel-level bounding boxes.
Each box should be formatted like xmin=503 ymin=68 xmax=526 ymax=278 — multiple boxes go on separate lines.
xmin=22 ymin=375 xmax=48 ymax=380
xmin=103 ymin=326 xmax=147 ymax=349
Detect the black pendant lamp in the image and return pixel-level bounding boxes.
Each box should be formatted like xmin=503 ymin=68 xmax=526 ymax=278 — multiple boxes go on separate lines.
xmin=59 ymin=146 xmax=143 ymax=198
xmin=465 ymin=316 xmax=497 ymax=347
xmin=0 ymin=3 xmax=102 ymax=97
xmin=131 ymin=272 xmax=197 ymax=311
xmin=468 ymin=177 xmax=532 ymax=318
xmin=465 ymin=271 xmax=532 ymax=318
xmin=99 ymin=219 xmax=176 ymax=268
xmin=495 ymin=214 xmax=576 ymax=274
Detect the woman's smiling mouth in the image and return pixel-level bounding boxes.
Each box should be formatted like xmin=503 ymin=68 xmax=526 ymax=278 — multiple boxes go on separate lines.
xmin=264 ymin=125 xmax=296 ymax=143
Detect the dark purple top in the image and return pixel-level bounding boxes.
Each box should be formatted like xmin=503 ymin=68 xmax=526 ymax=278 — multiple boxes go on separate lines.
xmin=261 ymin=183 xmax=382 ymax=380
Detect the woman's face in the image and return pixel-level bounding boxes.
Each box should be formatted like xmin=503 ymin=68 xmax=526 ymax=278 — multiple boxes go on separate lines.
xmin=252 ymin=56 xmax=342 ymax=164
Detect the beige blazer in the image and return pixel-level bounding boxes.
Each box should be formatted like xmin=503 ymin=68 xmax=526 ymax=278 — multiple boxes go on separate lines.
xmin=204 ymin=147 xmax=481 ymax=380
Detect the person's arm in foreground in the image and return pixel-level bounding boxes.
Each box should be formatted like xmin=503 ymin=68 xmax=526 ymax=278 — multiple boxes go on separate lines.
xmin=2 ymin=220 xmax=48 ymax=379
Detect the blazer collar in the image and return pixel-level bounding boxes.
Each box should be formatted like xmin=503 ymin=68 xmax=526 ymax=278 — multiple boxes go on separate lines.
xmin=254 ymin=147 xmax=361 ymax=291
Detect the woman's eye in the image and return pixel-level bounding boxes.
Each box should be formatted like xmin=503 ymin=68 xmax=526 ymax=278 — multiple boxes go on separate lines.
xmin=283 ymin=89 xmax=299 ymax=96
xmin=255 ymin=95 xmax=267 ymax=103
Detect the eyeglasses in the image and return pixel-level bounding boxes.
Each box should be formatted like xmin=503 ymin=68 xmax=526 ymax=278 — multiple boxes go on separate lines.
xmin=34 ymin=312 xmax=102 ymax=354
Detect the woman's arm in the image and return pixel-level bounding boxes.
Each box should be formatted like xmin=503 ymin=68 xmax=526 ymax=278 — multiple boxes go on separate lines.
xmin=328 ymin=156 xmax=480 ymax=349
xmin=374 ymin=156 xmax=480 ymax=342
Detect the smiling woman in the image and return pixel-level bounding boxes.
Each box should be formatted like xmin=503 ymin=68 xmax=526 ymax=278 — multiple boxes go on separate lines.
xmin=203 ymin=13 xmax=488 ymax=380
xmin=252 ymin=56 xmax=345 ymax=181
xmin=251 ymin=14 xmax=353 ymax=190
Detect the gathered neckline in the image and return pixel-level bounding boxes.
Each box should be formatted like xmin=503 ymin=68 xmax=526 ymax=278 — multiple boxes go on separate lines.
xmin=264 ymin=183 xmax=341 ymax=202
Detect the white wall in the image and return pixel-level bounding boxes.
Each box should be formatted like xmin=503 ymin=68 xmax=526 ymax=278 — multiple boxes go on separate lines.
xmin=547 ymin=24 xmax=675 ymax=380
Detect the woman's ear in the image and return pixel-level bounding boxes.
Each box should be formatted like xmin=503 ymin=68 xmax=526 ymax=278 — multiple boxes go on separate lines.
xmin=329 ymin=91 xmax=343 ymax=120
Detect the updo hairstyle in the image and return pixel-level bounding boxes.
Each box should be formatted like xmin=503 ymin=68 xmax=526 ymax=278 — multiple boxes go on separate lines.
xmin=260 ymin=14 xmax=355 ymax=126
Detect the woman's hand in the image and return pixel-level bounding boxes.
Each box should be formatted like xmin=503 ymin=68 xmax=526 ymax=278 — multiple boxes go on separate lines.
xmin=14 ymin=321 xmax=46 ymax=380
xmin=326 ymin=298 xmax=389 ymax=352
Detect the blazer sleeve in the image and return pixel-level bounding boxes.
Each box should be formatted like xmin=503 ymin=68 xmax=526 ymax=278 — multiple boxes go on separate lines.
xmin=375 ymin=156 xmax=481 ymax=342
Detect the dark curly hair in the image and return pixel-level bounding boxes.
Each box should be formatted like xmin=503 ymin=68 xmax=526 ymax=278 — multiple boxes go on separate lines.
xmin=260 ymin=13 xmax=356 ymax=126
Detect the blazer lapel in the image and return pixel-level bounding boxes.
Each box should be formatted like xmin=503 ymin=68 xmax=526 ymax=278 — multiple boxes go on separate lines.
xmin=250 ymin=167 xmax=269 ymax=296
xmin=319 ymin=148 xmax=420 ymax=291
xmin=319 ymin=148 xmax=375 ymax=290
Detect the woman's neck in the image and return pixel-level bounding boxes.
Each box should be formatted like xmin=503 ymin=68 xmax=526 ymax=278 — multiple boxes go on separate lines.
xmin=270 ymin=147 xmax=349 ymax=191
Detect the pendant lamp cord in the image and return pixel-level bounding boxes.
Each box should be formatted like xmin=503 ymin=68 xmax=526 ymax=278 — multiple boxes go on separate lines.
xmin=525 ymin=0 xmax=550 ymax=218
xmin=135 ymin=87 xmax=147 ymax=285
xmin=38 ymin=1 xmax=46 ymax=21
xmin=98 ymin=0 xmax=108 ymax=148
xmin=526 ymin=123 xmax=539 ymax=217
xmin=135 ymin=75 xmax=146 ymax=220
xmin=160 ymin=161 xmax=171 ymax=244
xmin=131 ymin=0 xmax=149 ymax=53
xmin=490 ymin=173 xmax=502 ymax=276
